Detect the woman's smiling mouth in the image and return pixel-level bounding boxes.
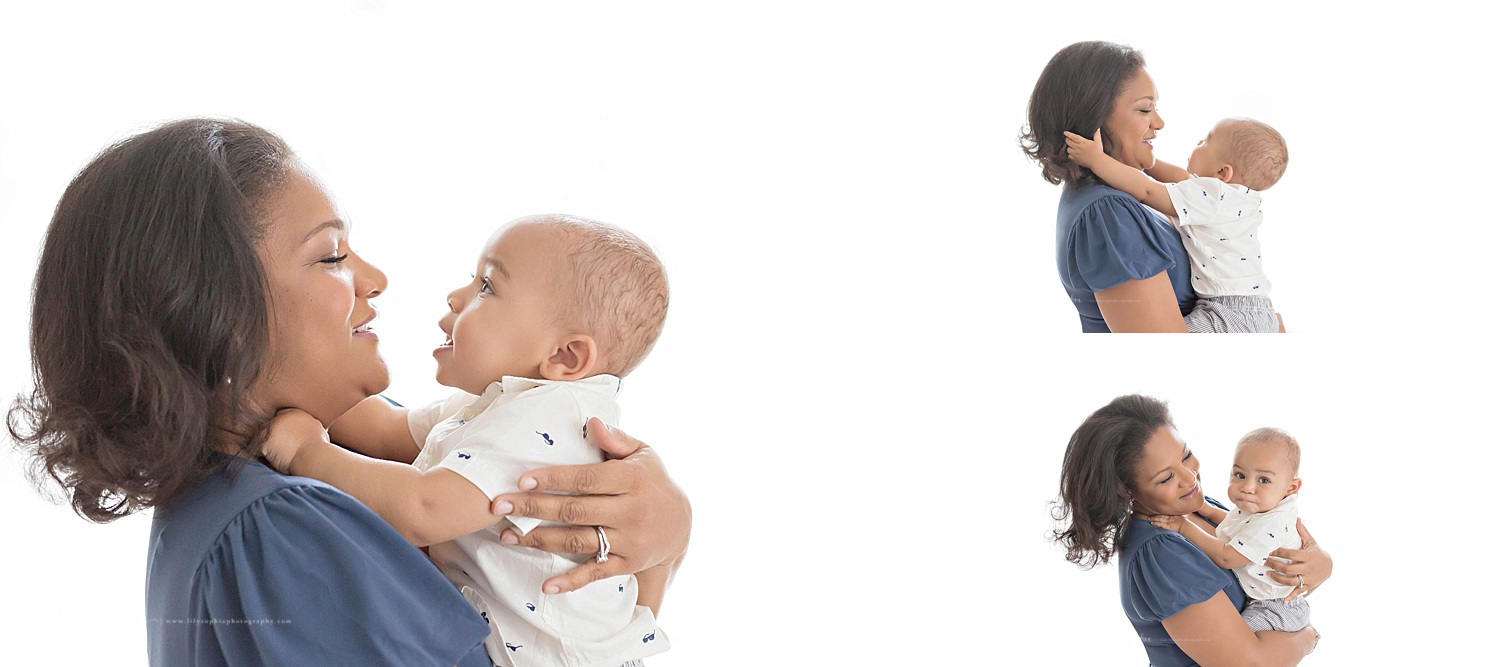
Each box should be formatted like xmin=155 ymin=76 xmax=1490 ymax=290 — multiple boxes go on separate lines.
xmin=1179 ymin=483 xmax=1199 ymax=500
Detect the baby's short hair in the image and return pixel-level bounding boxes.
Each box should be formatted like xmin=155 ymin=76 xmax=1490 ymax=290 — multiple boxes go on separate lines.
xmin=1238 ymin=426 xmax=1300 ymax=476
xmin=1221 ymin=118 xmax=1289 ymax=191
xmin=529 ymin=214 xmax=669 ymax=377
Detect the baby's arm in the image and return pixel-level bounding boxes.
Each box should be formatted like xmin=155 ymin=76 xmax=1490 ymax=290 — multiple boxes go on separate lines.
xmin=326 ymin=395 xmax=421 ymax=464
xmin=1196 ymin=498 xmax=1229 ymax=525
xmin=263 ymin=410 xmax=501 ymax=547
xmin=1175 ymin=519 xmax=1251 ymax=569
xmin=1063 ymin=129 xmax=1177 ymax=219
xmin=1145 ymin=159 xmax=1191 ymax=185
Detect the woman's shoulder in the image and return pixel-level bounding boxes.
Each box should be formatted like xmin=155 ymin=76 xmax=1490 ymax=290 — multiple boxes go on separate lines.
xmin=1057 ymin=183 xmax=1152 ymax=227
xmin=148 ymin=453 xmax=389 ymax=575
xmin=145 ymin=455 xmax=492 ymax=667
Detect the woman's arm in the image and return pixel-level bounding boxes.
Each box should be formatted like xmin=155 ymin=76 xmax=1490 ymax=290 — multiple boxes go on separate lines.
xmin=1095 ymin=272 xmax=1191 ymax=332
xmin=1162 ymin=590 xmax=1316 ymax=667
xmin=326 ymin=395 xmax=421 ymax=464
xmin=634 ymin=551 xmax=685 ymax=616
xmin=492 ymin=418 xmax=691 ymax=595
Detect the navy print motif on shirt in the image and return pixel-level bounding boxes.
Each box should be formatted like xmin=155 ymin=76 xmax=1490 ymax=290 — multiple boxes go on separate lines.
xmin=506 ymin=643 xmax=523 ymax=652
xmin=537 ymin=431 xmax=555 ymax=446
xmin=457 ymin=452 xmax=471 ymax=459
xmin=525 ymin=603 xmax=536 ymax=611
xmin=1268 ymin=533 xmax=1275 ymax=539
xmin=458 ymin=420 xmax=467 ymax=426
xmin=619 ymin=583 xmax=625 ymax=592
xmin=582 ymin=422 xmax=588 ymax=438
xmin=643 ymin=630 xmax=657 ymax=643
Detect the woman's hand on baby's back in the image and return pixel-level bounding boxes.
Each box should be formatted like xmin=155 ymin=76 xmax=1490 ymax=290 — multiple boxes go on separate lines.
xmin=261 ymin=408 xmax=329 ymax=475
xmin=1265 ymin=518 xmax=1331 ymax=602
xmin=491 ymin=417 xmax=691 ymax=595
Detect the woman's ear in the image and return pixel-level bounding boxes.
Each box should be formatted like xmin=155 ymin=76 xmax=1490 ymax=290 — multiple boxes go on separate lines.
xmin=539 ymin=334 xmax=598 ymax=382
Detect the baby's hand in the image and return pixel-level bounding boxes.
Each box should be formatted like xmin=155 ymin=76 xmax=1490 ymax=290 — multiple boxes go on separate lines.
xmin=1063 ymin=129 xmax=1107 ymax=169
xmin=1149 ymin=514 xmax=1184 ymax=532
xmin=261 ymin=408 xmax=328 ymax=474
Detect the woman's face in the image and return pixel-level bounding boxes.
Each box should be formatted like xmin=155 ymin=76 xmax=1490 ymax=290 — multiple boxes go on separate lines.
xmin=252 ymin=166 xmax=390 ymax=424
xmin=1128 ymin=424 xmax=1202 ymax=516
xmin=1100 ymin=69 xmax=1164 ymax=170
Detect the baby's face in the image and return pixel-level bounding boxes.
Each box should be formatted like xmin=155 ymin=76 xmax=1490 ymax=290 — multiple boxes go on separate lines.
xmin=434 ymin=221 xmax=568 ymax=394
xmin=1226 ymin=440 xmax=1299 ymax=513
xmin=1186 ymin=119 xmax=1235 ymax=180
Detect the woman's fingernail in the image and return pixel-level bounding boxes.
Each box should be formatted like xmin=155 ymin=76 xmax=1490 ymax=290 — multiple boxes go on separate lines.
xmin=500 ymin=531 xmax=519 ymax=545
xmin=493 ymin=501 xmax=513 ymax=515
xmin=520 ymin=477 xmax=538 ymax=491
xmin=543 ymin=583 xmax=561 ymax=594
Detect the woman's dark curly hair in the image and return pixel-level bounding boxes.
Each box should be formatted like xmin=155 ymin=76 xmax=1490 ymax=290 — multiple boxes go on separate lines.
xmin=1050 ymin=394 xmax=1172 ymax=569
xmin=1020 ymin=41 xmax=1146 ymax=187
xmin=8 ymin=118 xmax=294 ymax=523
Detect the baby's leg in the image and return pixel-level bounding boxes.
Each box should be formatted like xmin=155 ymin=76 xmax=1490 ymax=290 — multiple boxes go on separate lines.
xmin=1241 ymin=597 xmax=1311 ymax=633
xmin=1184 ymin=295 xmax=1280 ymax=333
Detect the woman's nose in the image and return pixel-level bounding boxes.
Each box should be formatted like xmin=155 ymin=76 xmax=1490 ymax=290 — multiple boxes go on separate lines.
xmin=1151 ymin=109 xmax=1165 ymax=131
xmin=352 ymin=251 xmax=387 ymax=299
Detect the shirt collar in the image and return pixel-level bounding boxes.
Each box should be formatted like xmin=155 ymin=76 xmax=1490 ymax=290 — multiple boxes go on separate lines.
xmin=466 ymin=374 xmax=622 ymax=411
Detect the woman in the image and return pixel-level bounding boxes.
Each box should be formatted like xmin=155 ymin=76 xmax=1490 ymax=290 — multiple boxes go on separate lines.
xmin=1051 ymin=395 xmax=1329 ymax=666
xmin=8 ymin=118 xmax=690 ymax=666
xmin=1022 ymin=41 xmax=1205 ymax=333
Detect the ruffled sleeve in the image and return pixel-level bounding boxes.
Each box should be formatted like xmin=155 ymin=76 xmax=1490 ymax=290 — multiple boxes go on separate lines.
xmin=1121 ymin=532 xmax=1234 ymax=622
xmin=192 ymin=483 xmax=491 ymax=667
xmin=1064 ymin=194 xmax=1181 ymax=293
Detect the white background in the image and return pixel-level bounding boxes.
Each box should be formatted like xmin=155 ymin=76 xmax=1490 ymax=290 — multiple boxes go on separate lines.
xmin=1 ymin=1 xmax=1494 ymax=665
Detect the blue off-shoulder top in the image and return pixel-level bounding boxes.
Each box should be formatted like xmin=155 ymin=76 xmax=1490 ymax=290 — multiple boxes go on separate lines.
xmin=145 ymin=452 xmax=491 ymax=667
xmin=1118 ymin=497 xmax=1247 ymax=667
xmin=1056 ymin=183 xmax=1197 ymax=332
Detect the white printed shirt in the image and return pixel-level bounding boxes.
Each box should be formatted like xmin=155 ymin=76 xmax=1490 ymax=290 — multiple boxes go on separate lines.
xmin=1164 ymin=176 xmax=1271 ymax=298
xmin=1215 ymin=494 xmax=1301 ymax=601
xmin=407 ymin=375 xmax=667 ymax=667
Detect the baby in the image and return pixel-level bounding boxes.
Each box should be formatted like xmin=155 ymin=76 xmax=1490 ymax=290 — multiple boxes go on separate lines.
xmin=1151 ymin=428 xmax=1309 ymax=633
xmin=263 ymin=214 xmax=671 ymax=667
xmin=1065 ymin=117 xmax=1289 ymax=333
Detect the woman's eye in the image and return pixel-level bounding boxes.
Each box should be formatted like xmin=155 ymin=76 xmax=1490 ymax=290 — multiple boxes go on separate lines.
xmin=320 ymin=253 xmax=349 ymax=265
xmin=1159 ymin=473 xmax=1172 ymax=485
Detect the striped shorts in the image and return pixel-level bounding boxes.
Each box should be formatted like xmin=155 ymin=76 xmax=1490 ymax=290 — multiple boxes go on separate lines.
xmin=1242 ymin=597 xmax=1311 ymax=632
xmin=1184 ymin=295 xmax=1279 ymax=333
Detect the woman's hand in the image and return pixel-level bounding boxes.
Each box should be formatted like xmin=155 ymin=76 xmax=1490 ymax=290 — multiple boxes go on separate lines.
xmin=260 ymin=408 xmax=329 ymax=474
xmin=1063 ymin=129 xmax=1107 ymax=169
xmin=491 ymin=418 xmax=690 ymax=594
xmin=1264 ymin=518 xmax=1331 ymax=602
xmin=1148 ymin=514 xmax=1184 ymax=532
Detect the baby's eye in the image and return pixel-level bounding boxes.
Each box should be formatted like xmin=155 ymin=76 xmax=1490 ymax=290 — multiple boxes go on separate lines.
xmin=1234 ymin=472 xmax=1244 ymax=479
xmin=1259 ymin=477 xmax=1271 ymax=485
xmin=480 ymin=277 xmax=494 ymax=295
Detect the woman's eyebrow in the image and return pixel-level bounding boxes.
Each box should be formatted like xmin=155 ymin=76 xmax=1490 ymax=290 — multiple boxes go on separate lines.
xmin=301 ymin=219 xmax=345 ymax=243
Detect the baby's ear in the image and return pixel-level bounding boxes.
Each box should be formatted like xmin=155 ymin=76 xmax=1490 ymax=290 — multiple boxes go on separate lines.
xmin=1286 ymin=477 xmax=1303 ymax=496
xmin=1215 ymin=163 xmax=1235 ymax=184
xmin=539 ymin=334 xmax=598 ymax=382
